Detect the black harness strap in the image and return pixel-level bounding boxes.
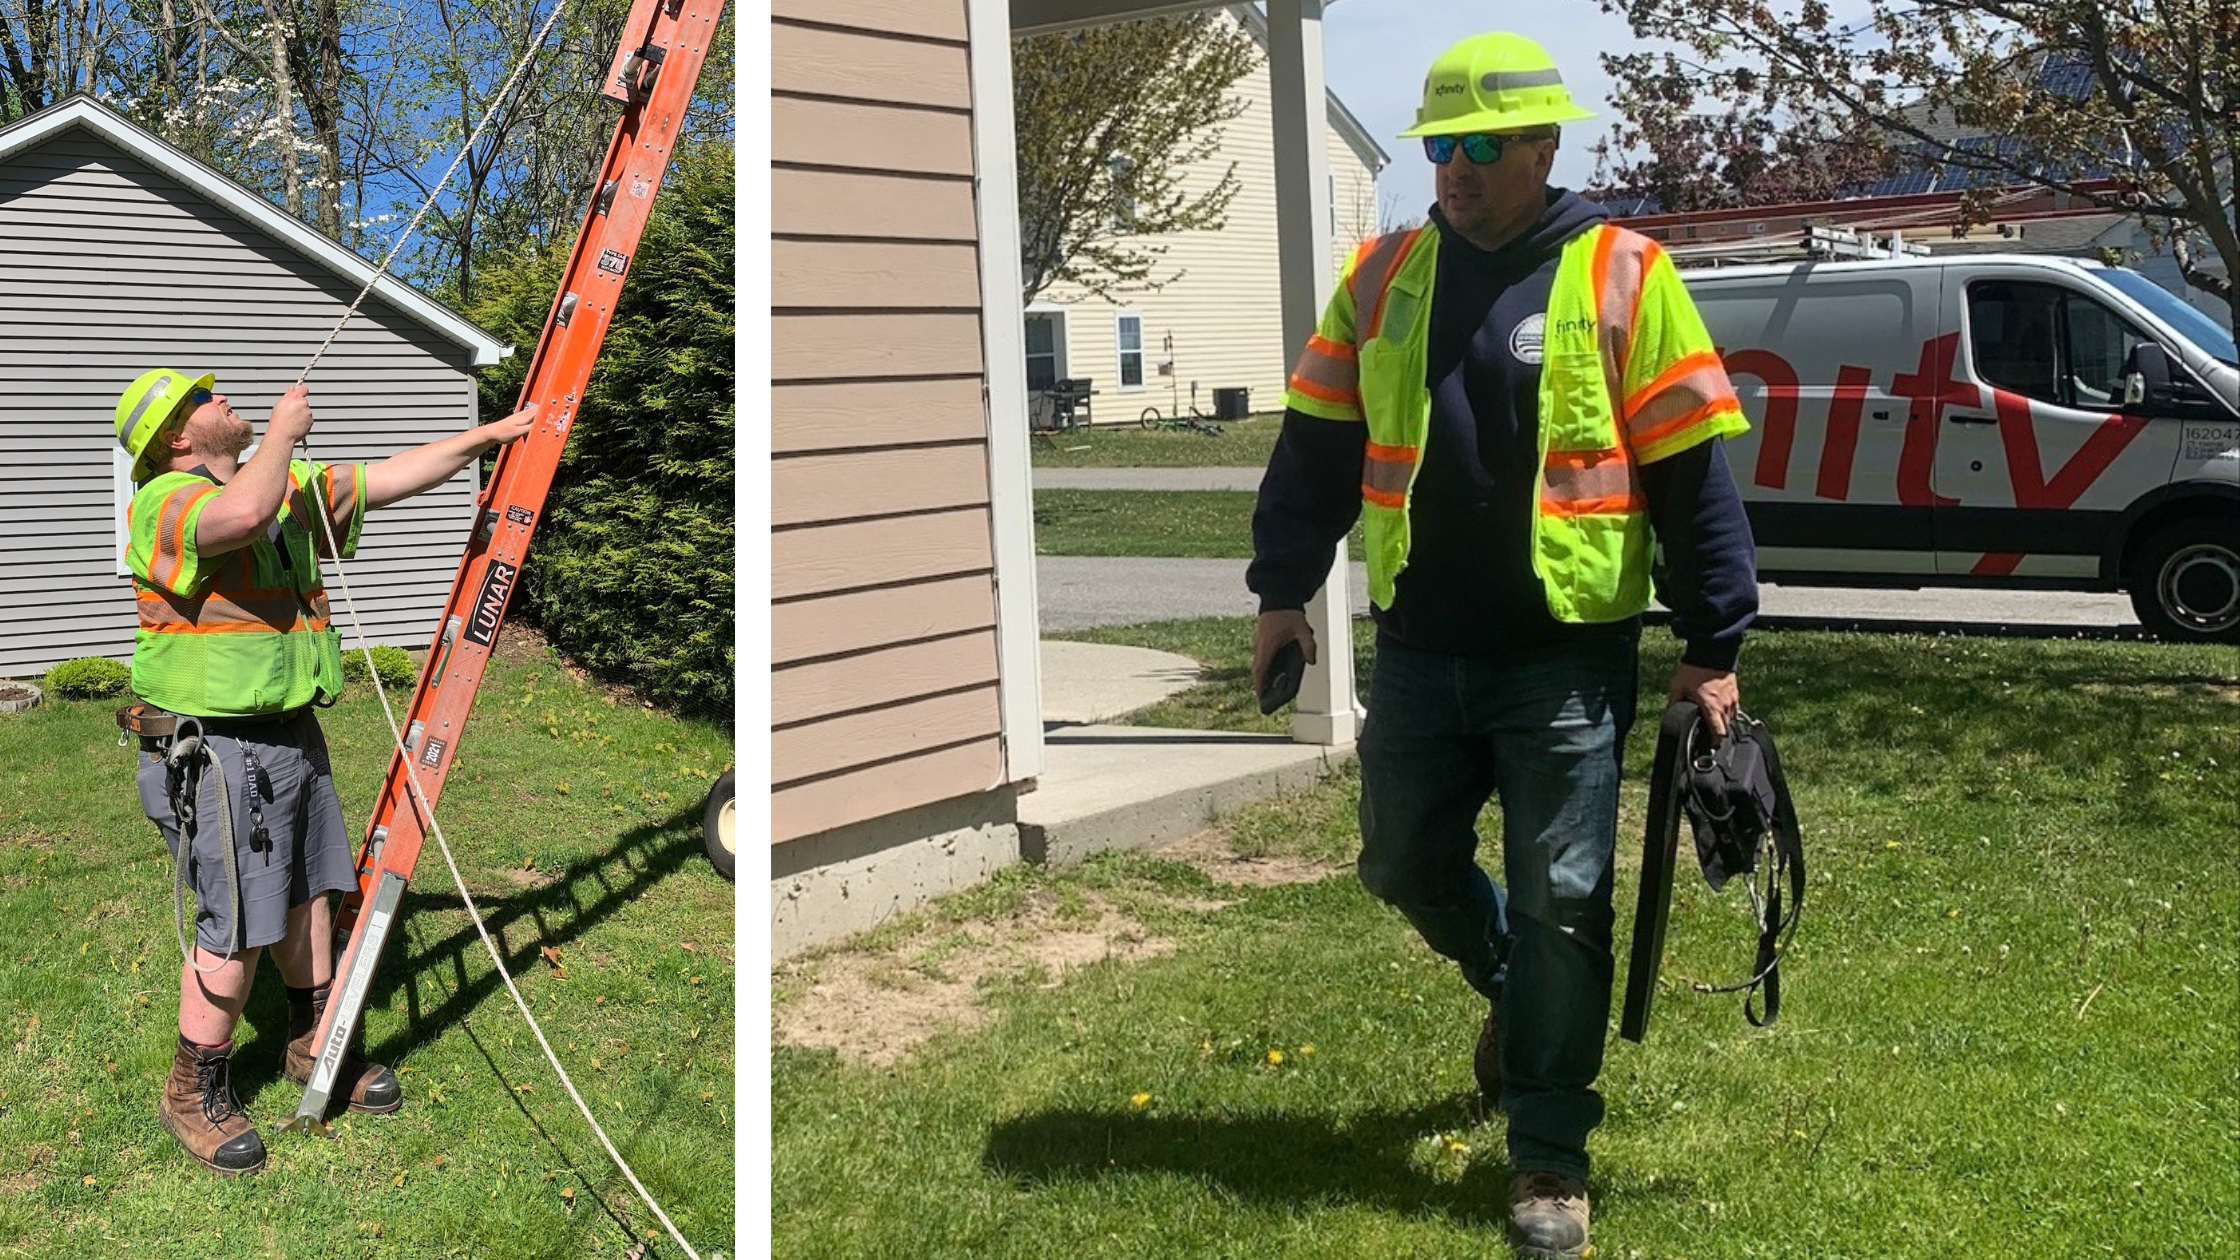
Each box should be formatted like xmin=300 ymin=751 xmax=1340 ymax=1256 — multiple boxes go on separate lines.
xmin=1620 ymin=701 xmax=1694 ymax=1043
xmin=1683 ymin=710 xmax=1805 ymax=1026
xmin=1621 ymin=700 xmax=1806 ymax=1042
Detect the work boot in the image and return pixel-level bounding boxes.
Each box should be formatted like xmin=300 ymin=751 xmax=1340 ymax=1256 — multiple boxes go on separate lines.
xmin=1507 ymin=1170 xmax=1592 ymax=1258
xmin=284 ymin=983 xmax=402 ymax=1115
xmin=1473 ymin=997 xmax=1502 ymax=1110
xmin=159 ymin=1036 xmax=266 ymax=1175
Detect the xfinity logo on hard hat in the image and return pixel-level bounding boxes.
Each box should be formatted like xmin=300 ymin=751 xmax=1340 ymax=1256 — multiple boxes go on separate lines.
xmin=1433 ymin=81 xmax=1467 ymax=96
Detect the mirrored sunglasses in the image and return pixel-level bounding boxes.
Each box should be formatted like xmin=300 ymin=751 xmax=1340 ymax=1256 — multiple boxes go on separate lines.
xmin=1423 ymin=133 xmax=1530 ymax=165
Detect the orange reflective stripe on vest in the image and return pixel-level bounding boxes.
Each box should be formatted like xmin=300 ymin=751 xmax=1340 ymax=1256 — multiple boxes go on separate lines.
xmin=1361 ymin=440 xmax=1418 ymax=508
xmin=1589 ymin=227 xmax=1658 ymax=381
xmin=1540 ymin=447 xmax=1641 ymax=517
xmin=1351 ymin=228 xmax=1425 ymax=342
xmin=1622 ymin=348 xmax=1740 ymax=451
xmin=137 ymin=586 xmax=331 ymax=634
xmin=1288 ymin=333 xmax=1362 ymax=410
xmin=150 ymin=483 xmax=218 ymax=591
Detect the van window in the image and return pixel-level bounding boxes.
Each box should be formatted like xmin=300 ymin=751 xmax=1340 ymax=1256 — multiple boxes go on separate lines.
xmin=1968 ymin=280 xmax=2147 ymax=411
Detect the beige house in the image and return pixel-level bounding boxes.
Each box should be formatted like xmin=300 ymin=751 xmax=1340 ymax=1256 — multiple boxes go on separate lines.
xmin=771 ymin=0 xmax=1365 ymax=957
xmin=1025 ymin=6 xmax=1387 ymax=423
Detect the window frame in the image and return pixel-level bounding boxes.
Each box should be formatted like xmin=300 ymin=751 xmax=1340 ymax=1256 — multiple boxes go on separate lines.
xmin=1964 ymin=278 xmax=2150 ymax=413
xmin=1023 ymin=313 xmax=1061 ymax=393
xmin=1115 ymin=312 xmax=1145 ymax=392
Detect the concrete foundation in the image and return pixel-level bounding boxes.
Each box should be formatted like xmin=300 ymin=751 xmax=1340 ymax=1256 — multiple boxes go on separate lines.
xmin=770 ymin=787 xmax=1024 ymax=961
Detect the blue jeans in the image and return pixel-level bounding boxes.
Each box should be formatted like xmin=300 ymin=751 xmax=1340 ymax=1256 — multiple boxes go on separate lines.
xmin=1355 ymin=633 xmax=1638 ymax=1180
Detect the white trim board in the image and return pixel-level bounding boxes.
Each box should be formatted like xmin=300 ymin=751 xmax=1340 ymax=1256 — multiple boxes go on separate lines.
xmin=969 ymin=0 xmax=1048 ymax=786
xmin=0 ymin=96 xmax=512 ymax=367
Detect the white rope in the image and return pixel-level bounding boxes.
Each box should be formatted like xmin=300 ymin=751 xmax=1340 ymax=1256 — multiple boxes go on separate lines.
xmin=279 ymin=4 xmax=709 ymax=1255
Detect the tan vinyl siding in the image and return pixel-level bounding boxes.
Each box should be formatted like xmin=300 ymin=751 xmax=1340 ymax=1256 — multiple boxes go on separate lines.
xmin=772 ymin=0 xmax=1005 ymax=843
xmin=1034 ymin=15 xmax=1382 ymax=422
xmin=0 ymin=130 xmax=482 ymax=678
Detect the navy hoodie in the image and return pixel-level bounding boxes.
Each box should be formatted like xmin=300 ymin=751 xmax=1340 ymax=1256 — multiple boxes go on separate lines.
xmin=1246 ymin=190 xmax=1758 ymax=669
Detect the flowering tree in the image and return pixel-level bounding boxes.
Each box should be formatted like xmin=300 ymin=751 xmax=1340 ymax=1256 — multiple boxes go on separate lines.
xmin=1593 ymin=0 xmax=2236 ymax=322
xmin=1013 ymin=12 xmax=1256 ymax=303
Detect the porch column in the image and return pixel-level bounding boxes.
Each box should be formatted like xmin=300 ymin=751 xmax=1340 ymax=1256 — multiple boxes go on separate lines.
xmin=1266 ymin=0 xmax=1358 ymax=746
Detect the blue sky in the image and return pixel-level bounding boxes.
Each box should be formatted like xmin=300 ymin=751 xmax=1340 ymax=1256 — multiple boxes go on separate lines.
xmin=1320 ymin=0 xmax=1673 ymax=219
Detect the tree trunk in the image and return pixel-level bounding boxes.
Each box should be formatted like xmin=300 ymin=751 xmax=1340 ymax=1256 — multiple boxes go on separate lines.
xmin=2171 ymin=234 xmax=2237 ymax=333
xmin=263 ymin=0 xmax=299 ymax=219
xmin=298 ymin=0 xmax=344 ymax=236
xmin=1 ymin=0 xmax=53 ymax=119
xmin=158 ymin=0 xmax=177 ymax=110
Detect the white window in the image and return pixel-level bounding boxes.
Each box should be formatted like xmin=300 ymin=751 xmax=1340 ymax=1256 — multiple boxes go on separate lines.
xmin=1116 ymin=314 xmax=1144 ymax=390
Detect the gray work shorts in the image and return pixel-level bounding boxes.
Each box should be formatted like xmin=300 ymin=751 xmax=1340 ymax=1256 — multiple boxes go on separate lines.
xmin=136 ymin=710 xmax=357 ymax=954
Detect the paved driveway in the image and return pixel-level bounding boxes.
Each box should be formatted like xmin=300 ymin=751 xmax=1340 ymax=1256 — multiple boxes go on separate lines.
xmin=1036 ymin=555 xmax=2141 ymax=636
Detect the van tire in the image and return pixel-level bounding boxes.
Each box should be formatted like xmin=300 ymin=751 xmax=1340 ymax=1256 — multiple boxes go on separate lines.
xmin=2127 ymin=518 xmax=2240 ymax=644
xmin=701 ymin=767 xmax=736 ymax=882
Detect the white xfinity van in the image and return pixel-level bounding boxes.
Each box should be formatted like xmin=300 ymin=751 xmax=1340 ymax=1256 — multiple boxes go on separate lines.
xmin=1686 ymin=255 xmax=2240 ymax=642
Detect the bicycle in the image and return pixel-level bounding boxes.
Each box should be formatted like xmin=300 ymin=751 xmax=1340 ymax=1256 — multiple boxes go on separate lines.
xmin=1138 ymin=373 xmax=1224 ymax=437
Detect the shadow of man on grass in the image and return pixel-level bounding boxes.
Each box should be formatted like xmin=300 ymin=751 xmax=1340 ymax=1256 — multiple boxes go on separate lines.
xmin=984 ymin=1099 xmax=1516 ymax=1230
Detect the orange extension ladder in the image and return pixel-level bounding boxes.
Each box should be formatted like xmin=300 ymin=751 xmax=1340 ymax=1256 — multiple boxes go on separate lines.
xmin=287 ymin=0 xmax=727 ymax=1132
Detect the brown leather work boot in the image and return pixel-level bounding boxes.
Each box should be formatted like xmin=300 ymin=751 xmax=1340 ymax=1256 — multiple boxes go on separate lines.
xmin=159 ymin=1036 xmax=266 ymax=1175
xmin=1507 ymin=1170 xmax=1593 ymax=1258
xmin=1473 ymin=998 xmax=1501 ymax=1110
xmin=284 ymin=984 xmax=402 ymax=1115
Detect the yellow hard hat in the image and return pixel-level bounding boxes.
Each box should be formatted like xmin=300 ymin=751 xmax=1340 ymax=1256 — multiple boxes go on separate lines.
xmin=1400 ymin=32 xmax=1596 ymax=137
xmin=114 ymin=368 xmax=214 ymax=481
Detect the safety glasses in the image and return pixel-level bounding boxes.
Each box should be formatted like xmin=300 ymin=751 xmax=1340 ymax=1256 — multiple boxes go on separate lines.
xmin=1423 ymin=132 xmax=1542 ymax=165
xmin=184 ymin=387 xmax=213 ymax=406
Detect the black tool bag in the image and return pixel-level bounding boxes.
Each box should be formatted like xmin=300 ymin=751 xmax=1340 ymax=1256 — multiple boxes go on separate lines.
xmin=1622 ymin=701 xmax=1805 ymax=1041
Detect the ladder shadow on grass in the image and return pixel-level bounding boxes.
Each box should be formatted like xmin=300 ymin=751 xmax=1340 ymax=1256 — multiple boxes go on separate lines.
xmin=233 ymin=808 xmax=711 ymax=1103
xmin=360 ymin=806 xmax=709 ymax=1066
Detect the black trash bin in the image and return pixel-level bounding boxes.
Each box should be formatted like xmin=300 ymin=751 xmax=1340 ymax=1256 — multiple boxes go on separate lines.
xmin=1212 ymin=386 xmax=1249 ymax=420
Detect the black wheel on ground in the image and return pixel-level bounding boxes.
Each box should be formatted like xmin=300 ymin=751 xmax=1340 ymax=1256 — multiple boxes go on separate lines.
xmin=2127 ymin=516 xmax=2240 ymax=644
xmin=701 ymin=767 xmax=736 ymax=882
xmin=1139 ymin=406 xmax=1161 ymax=430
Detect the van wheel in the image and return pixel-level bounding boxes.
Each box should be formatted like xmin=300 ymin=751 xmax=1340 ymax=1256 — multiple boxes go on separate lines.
xmin=2127 ymin=518 xmax=2240 ymax=644
xmin=701 ymin=767 xmax=736 ymax=882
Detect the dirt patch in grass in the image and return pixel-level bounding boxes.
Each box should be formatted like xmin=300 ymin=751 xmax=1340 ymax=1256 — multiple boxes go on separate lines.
xmin=1158 ymin=828 xmax=1346 ymax=887
xmin=776 ymin=889 xmax=1175 ymax=1067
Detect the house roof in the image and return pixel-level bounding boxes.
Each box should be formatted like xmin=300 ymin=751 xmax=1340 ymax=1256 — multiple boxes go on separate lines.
xmin=0 ymin=96 xmax=511 ymax=367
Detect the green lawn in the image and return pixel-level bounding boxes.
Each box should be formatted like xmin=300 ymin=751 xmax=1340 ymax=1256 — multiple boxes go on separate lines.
xmin=0 ymin=642 xmax=735 ymax=1259
xmin=1033 ymin=491 xmax=1363 ymax=560
xmin=1032 ymin=415 xmax=1283 ymax=468
xmin=774 ymin=625 xmax=2239 ymax=1259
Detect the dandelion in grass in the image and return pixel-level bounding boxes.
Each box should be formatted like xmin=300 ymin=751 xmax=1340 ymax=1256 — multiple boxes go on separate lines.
xmin=1129 ymin=1091 xmax=1152 ymax=1109
xmin=1266 ymin=1049 xmax=1284 ymax=1067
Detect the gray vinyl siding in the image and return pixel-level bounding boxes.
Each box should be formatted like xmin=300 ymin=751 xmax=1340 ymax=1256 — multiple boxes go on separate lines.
xmin=0 ymin=128 xmax=483 ymax=679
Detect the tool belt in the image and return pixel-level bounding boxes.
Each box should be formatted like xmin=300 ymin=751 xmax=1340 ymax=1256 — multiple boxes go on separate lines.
xmin=118 ymin=701 xmax=304 ymax=752
xmin=1621 ymin=700 xmax=1806 ymax=1042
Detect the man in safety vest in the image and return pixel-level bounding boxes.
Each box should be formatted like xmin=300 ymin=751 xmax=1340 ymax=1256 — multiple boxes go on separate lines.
xmin=114 ymin=368 xmax=535 ymax=1174
xmin=1248 ymin=33 xmax=1757 ymax=1258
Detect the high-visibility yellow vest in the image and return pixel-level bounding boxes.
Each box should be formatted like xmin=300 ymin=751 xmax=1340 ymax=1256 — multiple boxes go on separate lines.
xmin=1285 ymin=221 xmax=1749 ymax=619
xmin=126 ymin=459 xmax=365 ymax=716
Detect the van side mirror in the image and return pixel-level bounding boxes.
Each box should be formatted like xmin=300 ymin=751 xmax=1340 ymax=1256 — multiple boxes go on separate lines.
xmin=2123 ymin=343 xmax=2175 ymax=407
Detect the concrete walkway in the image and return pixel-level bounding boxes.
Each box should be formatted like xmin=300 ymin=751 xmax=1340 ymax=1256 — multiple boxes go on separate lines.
xmin=1019 ymin=639 xmax=1352 ymax=868
xmin=1034 ymin=467 xmax=1263 ymax=491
